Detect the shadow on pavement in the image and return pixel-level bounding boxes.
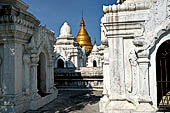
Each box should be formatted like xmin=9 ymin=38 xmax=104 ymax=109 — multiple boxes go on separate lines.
xmin=26 ymin=90 xmax=102 ymax=113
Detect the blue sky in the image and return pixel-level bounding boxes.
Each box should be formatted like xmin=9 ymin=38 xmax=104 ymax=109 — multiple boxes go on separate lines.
xmin=22 ymin=0 xmax=117 ymax=45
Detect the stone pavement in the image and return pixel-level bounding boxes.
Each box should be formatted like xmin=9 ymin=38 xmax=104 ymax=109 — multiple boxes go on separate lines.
xmin=26 ymin=90 xmax=102 ymax=113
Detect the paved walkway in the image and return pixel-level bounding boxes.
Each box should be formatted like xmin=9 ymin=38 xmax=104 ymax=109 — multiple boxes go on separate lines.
xmin=26 ymin=90 xmax=102 ymax=113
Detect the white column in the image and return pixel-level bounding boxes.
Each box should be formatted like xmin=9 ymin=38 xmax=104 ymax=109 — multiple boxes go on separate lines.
xmin=137 ymin=50 xmax=151 ymax=101
xmin=23 ymin=54 xmax=31 ymax=95
xmin=136 ymin=50 xmax=156 ymax=112
xmin=31 ymin=54 xmax=40 ymax=100
xmin=102 ymin=48 xmax=110 ymax=95
xmin=48 ymin=58 xmax=55 ymax=93
xmin=108 ymin=37 xmax=125 ymax=98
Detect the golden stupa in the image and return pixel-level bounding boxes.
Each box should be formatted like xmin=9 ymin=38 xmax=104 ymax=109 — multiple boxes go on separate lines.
xmin=75 ymin=16 xmax=93 ymax=52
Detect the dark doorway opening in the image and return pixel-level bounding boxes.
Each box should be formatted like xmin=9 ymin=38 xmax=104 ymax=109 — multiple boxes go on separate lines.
xmin=156 ymin=40 xmax=170 ymax=111
xmin=93 ymin=60 xmax=97 ymax=67
xmin=37 ymin=52 xmax=47 ymax=97
xmin=58 ymin=59 xmax=64 ymax=68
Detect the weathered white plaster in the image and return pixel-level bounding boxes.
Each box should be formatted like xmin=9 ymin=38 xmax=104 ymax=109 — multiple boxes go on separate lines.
xmin=100 ymin=0 xmax=170 ymax=112
xmin=0 ymin=1 xmax=58 ymax=112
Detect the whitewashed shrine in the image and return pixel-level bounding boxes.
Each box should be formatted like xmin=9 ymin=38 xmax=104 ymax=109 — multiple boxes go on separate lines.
xmin=87 ymin=41 xmax=104 ymax=67
xmin=0 ymin=0 xmax=57 ymax=113
xmin=54 ymin=22 xmax=86 ymax=68
xmin=100 ymin=0 xmax=170 ymax=112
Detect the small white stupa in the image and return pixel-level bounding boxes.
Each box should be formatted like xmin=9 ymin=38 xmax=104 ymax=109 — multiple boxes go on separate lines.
xmin=60 ymin=22 xmax=72 ymax=37
xmin=54 ymin=22 xmax=86 ymax=68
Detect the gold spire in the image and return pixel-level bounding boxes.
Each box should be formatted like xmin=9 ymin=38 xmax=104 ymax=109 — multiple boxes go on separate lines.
xmin=75 ymin=16 xmax=93 ymax=53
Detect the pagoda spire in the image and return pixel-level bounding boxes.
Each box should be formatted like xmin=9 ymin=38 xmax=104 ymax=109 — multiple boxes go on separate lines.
xmin=75 ymin=12 xmax=93 ymax=54
xmin=81 ymin=11 xmax=85 ymax=27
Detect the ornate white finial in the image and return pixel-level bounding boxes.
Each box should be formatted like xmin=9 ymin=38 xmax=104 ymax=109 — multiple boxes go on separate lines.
xmin=92 ymin=42 xmax=98 ymax=52
xmin=60 ymin=22 xmax=72 ymax=37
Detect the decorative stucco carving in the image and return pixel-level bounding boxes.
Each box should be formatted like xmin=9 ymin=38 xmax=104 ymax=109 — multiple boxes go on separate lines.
xmin=31 ymin=53 xmax=39 ymax=64
xmin=133 ymin=21 xmax=170 ymax=58
xmin=27 ymin=26 xmax=55 ymax=56
xmin=0 ymin=15 xmax=34 ymax=29
xmin=100 ymin=22 xmax=108 ymax=47
xmin=102 ymin=22 xmax=145 ymax=38
xmin=129 ymin=0 xmax=170 ymax=57
xmin=128 ymin=50 xmax=138 ymax=94
xmin=23 ymin=54 xmax=31 ymax=64
xmin=103 ymin=0 xmax=151 ymax=14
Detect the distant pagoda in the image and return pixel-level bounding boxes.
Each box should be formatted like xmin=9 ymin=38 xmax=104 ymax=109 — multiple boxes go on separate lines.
xmin=75 ymin=16 xmax=93 ymax=54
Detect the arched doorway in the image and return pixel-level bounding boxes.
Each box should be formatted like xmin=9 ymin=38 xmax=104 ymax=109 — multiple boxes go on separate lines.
xmin=93 ymin=60 xmax=97 ymax=67
xmin=37 ymin=52 xmax=47 ymax=96
xmin=57 ymin=59 xmax=64 ymax=68
xmin=156 ymin=40 xmax=170 ymax=111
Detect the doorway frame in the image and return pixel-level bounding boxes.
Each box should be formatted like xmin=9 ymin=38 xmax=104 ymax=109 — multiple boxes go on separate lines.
xmin=149 ymin=29 xmax=170 ymax=109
